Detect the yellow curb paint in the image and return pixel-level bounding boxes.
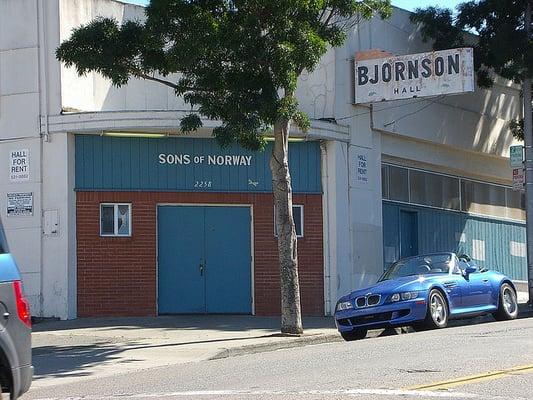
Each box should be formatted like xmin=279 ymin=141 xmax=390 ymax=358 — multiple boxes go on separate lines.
xmin=405 ymin=364 xmax=533 ymax=391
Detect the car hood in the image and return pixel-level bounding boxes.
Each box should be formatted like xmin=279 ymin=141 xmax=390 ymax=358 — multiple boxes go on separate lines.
xmin=345 ymin=275 xmax=428 ymax=300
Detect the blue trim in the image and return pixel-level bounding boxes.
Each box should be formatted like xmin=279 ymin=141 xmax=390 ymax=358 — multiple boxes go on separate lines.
xmin=75 ymin=135 xmax=322 ymax=194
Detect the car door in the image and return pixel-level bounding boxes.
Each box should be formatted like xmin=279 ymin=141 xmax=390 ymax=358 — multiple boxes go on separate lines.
xmin=441 ymin=265 xmax=464 ymax=310
xmin=464 ymin=270 xmax=493 ymax=307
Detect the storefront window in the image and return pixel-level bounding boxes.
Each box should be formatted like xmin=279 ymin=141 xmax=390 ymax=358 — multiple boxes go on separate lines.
xmin=274 ymin=205 xmax=304 ymax=238
xmin=410 ymin=170 xmax=460 ymax=210
xmin=505 ymin=188 xmax=526 ymax=221
xmin=461 ymin=180 xmax=506 ymax=219
xmin=100 ymin=204 xmax=132 ymax=237
xmin=382 ymin=163 xmax=525 ymax=221
xmin=381 ymin=165 xmax=389 ymax=199
xmin=389 ymin=166 xmax=409 ymax=202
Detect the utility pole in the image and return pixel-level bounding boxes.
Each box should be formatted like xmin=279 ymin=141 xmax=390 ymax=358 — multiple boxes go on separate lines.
xmin=524 ymin=0 xmax=533 ymax=307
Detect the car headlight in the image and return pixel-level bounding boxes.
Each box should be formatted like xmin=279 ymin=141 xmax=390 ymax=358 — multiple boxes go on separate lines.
xmin=401 ymin=291 xmax=419 ymax=300
xmin=390 ymin=293 xmax=400 ymax=302
xmin=336 ymin=301 xmax=353 ymax=311
xmin=390 ymin=292 xmax=418 ymax=302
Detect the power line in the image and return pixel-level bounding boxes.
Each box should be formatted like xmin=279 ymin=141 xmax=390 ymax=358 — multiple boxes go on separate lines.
xmin=383 ymin=95 xmax=447 ymax=127
xmin=0 ymin=135 xmax=41 ymax=143
xmin=335 ymin=95 xmax=444 ymax=121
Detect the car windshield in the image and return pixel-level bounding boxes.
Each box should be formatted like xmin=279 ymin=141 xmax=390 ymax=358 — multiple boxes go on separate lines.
xmin=379 ymin=254 xmax=453 ymax=281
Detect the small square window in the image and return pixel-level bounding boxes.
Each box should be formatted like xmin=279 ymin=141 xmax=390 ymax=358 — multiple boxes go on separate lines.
xmin=100 ymin=203 xmax=131 ymax=237
xmin=274 ymin=204 xmax=304 ymax=238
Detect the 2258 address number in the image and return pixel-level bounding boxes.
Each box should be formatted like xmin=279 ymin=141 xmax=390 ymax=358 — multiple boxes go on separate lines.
xmin=194 ymin=181 xmax=213 ymax=188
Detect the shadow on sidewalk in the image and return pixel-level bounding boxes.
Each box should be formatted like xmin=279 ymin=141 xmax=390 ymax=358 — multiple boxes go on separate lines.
xmin=33 ymin=342 xmax=131 ymax=381
xmin=32 ymin=329 xmax=336 ymax=381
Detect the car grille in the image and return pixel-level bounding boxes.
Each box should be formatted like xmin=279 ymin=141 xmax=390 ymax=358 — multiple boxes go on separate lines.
xmin=350 ymin=312 xmax=392 ymax=325
xmin=337 ymin=309 xmax=410 ymax=327
xmin=367 ymin=295 xmax=380 ymax=306
xmin=355 ymin=294 xmax=381 ymax=308
xmin=356 ymin=297 xmax=366 ymax=307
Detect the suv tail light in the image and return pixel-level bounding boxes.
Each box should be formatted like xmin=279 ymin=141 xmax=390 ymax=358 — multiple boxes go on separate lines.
xmin=13 ymin=280 xmax=31 ymax=328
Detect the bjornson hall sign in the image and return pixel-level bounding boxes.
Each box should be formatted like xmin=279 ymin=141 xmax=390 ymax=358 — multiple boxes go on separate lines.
xmin=354 ymin=48 xmax=474 ymax=103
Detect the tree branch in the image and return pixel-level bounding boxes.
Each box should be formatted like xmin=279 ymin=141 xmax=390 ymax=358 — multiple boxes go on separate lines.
xmin=137 ymin=72 xmax=214 ymax=93
xmin=323 ymin=9 xmax=335 ymax=26
xmin=138 ymin=73 xmax=179 ymax=89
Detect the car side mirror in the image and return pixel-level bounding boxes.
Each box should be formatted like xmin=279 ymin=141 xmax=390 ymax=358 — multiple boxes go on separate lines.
xmin=463 ymin=265 xmax=476 ymax=276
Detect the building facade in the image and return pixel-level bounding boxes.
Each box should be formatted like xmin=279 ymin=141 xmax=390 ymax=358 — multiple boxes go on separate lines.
xmin=0 ymin=0 xmax=526 ymax=320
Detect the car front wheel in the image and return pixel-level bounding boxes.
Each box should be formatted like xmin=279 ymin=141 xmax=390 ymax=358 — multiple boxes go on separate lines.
xmin=340 ymin=328 xmax=367 ymax=341
xmin=493 ymin=283 xmax=518 ymax=321
xmin=423 ymin=289 xmax=449 ymax=329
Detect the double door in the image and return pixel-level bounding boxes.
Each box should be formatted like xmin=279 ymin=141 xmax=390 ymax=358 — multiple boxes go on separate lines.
xmin=157 ymin=205 xmax=252 ymax=314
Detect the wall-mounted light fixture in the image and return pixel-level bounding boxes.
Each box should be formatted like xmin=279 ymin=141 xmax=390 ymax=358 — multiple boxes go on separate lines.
xmin=102 ymin=131 xmax=168 ymax=138
xmin=264 ymin=137 xmax=306 ymax=142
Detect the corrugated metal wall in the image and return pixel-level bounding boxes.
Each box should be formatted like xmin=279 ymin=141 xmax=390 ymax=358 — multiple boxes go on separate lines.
xmin=383 ymin=201 xmax=527 ymax=280
xmin=75 ymin=135 xmax=322 ymax=193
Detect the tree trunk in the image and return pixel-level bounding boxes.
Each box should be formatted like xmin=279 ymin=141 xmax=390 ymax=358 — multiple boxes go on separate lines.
xmin=270 ymin=116 xmax=303 ymax=335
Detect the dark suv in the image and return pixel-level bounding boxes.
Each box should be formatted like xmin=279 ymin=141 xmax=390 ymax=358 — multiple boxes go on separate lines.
xmin=0 ymin=219 xmax=32 ymax=399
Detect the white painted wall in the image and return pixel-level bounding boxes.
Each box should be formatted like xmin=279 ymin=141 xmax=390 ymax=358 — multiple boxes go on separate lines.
xmin=322 ymin=140 xmax=351 ymax=314
xmin=59 ymin=0 xmax=188 ymax=113
xmin=0 ymin=0 xmax=76 ymax=319
xmin=296 ymin=48 xmax=336 ymax=120
xmin=0 ymin=0 xmax=43 ymax=315
xmin=41 ymin=133 xmax=77 ymax=319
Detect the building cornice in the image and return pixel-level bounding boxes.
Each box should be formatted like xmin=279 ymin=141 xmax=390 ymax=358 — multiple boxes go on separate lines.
xmin=42 ymin=110 xmax=350 ymax=142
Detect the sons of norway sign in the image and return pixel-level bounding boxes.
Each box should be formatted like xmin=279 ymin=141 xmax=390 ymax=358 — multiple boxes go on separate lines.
xmin=353 ymin=48 xmax=474 ymax=103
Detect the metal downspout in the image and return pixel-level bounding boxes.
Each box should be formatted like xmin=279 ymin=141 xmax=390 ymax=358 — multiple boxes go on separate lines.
xmin=37 ymin=0 xmax=51 ymax=317
xmin=321 ymin=142 xmax=332 ymax=315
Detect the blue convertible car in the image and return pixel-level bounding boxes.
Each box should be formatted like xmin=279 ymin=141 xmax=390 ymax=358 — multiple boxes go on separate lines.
xmin=334 ymin=253 xmax=518 ymax=341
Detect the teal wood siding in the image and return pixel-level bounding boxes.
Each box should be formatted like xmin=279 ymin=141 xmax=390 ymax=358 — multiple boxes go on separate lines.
xmin=383 ymin=201 xmax=527 ymax=281
xmin=75 ymin=135 xmax=321 ymax=193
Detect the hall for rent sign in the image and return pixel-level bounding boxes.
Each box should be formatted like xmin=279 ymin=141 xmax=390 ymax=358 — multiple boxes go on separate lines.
xmin=353 ymin=48 xmax=474 ymax=103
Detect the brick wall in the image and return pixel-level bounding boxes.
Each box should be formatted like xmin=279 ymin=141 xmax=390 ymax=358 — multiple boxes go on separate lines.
xmin=76 ymin=192 xmax=324 ymax=317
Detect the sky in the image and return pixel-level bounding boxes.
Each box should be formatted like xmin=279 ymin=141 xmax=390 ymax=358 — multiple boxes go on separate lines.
xmin=122 ymin=0 xmax=465 ymax=12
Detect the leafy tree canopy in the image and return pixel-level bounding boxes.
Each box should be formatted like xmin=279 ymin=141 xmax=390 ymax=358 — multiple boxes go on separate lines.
xmin=411 ymin=0 xmax=532 ymax=88
xmin=57 ymin=0 xmax=392 ymax=149
xmin=411 ymin=1 xmax=533 ymax=141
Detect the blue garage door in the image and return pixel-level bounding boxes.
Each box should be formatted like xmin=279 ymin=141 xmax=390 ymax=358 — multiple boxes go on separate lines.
xmin=158 ymin=206 xmax=252 ymax=314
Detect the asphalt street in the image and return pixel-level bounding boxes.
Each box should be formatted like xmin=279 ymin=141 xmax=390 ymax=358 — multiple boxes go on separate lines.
xmin=23 ymin=317 xmax=533 ymax=400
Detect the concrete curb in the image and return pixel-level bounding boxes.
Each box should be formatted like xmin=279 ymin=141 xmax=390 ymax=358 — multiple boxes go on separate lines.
xmin=518 ymin=304 xmax=533 ymax=318
xmin=210 ymin=333 xmax=342 ymax=360
xmin=210 ymin=308 xmax=533 ymax=361
xmin=209 ymin=327 xmax=409 ymax=361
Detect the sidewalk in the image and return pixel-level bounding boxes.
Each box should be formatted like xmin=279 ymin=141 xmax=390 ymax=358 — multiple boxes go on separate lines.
xmin=30 ymin=316 xmax=340 ymax=389
xmin=31 ymin=306 xmax=533 ymax=389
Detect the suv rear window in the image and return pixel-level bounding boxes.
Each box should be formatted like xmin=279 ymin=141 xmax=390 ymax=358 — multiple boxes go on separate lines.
xmin=0 ymin=220 xmax=8 ymax=254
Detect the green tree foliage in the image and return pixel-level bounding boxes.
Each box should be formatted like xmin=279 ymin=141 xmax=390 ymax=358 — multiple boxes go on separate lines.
xmin=57 ymin=0 xmax=391 ymax=149
xmin=411 ymin=1 xmax=533 ymax=140
xmin=57 ymin=0 xmax=392 ymax=334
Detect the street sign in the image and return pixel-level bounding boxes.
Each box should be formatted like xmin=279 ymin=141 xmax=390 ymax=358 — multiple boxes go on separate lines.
xmin=512 ymin=168 xmax=525 ymax=191
xmin=353 ymin=48 xmax=474 ymax=103
xmin=510 ymin=145 xmax=524 ymax=167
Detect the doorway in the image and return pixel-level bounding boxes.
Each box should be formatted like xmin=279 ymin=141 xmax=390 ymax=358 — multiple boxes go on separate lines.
xmin=157 ymin=205 xmax=252 ymax=314
xmin=400 ymin=210 xmax=418 ymax=258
